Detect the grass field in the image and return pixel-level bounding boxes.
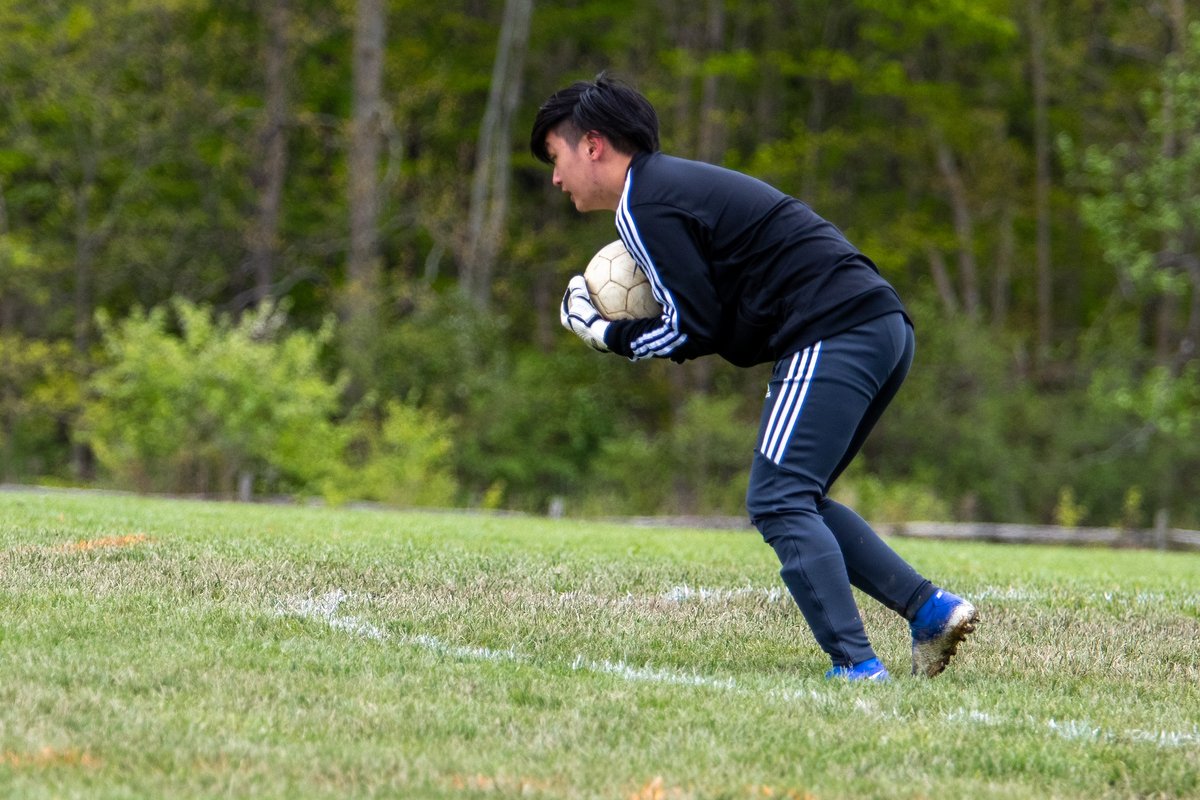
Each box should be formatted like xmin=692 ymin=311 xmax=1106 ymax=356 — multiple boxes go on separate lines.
xmin=1 ymin=487 xmax=1197 ymax=799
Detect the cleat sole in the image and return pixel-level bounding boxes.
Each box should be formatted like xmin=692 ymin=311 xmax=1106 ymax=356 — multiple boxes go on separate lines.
xmin=912 ymin=604 xmax=980 ymax=678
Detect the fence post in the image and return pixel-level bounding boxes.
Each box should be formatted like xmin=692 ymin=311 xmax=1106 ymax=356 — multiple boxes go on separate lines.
xmin=238 ymin=470 xmax=254 ymax=503
xmin=1153 ymin=508 xmax=1169 ymax=551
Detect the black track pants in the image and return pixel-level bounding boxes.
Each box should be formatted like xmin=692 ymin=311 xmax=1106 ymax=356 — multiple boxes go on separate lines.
xmin=746 ymin=312 xmax=934 ymax=668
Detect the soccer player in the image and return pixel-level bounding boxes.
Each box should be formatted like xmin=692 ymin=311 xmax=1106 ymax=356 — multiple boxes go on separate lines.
xmin=531 ymin=73 xmax=978 ymax=681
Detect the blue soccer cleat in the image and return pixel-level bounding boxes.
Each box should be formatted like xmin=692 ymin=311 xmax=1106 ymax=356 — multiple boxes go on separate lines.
xmin=825 ymin=657 xmax=890 ymax=682
xmin=910 ymin=589 xmax=979 ymax=677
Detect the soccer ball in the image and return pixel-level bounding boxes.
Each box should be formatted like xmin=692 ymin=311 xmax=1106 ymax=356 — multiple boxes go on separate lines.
xmin=583 ymin=240 xmax=661 ymax=321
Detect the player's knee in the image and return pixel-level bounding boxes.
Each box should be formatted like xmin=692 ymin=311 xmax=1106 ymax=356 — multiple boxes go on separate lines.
xmin=746 ymin=486 xmax=821 ymax=525
xmin=750 ymin=505 xmax=824 ymax=548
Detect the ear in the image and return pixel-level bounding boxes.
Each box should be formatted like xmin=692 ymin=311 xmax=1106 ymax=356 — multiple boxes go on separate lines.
xmin=584 ymin=131 xmax=606 ymax=160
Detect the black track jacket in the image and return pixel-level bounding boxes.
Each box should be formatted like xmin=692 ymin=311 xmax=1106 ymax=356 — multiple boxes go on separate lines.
xmin=603 ymin=151 xmax=907 ymax=367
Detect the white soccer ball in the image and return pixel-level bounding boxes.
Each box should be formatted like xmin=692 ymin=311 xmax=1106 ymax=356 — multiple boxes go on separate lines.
xmin=583 ymin=240 xmax=661 ymax=321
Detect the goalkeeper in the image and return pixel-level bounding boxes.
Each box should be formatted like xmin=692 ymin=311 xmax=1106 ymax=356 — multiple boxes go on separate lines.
xmin=532 ymin=73 xmax=978 ymax=681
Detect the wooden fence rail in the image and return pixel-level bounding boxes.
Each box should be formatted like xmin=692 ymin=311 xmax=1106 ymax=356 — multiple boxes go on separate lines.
xmin=876 ymin=521 xmax=1200 ymax=552
xmin=621 ymin=514 xmax=1200 ymax=553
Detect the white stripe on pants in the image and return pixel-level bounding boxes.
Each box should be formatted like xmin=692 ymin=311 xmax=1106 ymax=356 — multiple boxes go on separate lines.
xmin=760 ymin=341 xmax=822 ymax=464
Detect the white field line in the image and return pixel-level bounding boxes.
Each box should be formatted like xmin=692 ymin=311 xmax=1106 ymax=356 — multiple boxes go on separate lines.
xmin=275 ymin=591 xmax=731 ymax=689
xmin=661 ymin=583 xmax=1200 ymax=608
xmin=661 ymin=584 xmax=789 ymax=604
xmin=275 ymin=589 xmax=1200 ymax=751
xmin=280 ymin=589 xmax=387 ymax=640
xmin=570 ymin=654 xmax=738 ymax=690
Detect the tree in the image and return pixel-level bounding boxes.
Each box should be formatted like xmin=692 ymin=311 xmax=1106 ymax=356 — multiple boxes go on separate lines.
xmin=1071 ymin=15 xmax=1200 ymax=520
xmin=341 ymin=0 xmax=387 ymax=393
xmin=1028 ymin=0 xmax=1054 ymax=358
xmin=1074 ymin=19 xmax=1198 ymax=369
xmin=0 ymin=2 xmax=244 ymax=475
xmin=243 ymin=0 xmax=292 ymax=310
xmin=462 ymin=0 xmax=534 ymax=309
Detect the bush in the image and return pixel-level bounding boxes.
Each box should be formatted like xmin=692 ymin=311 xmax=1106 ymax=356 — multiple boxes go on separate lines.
xmin=457 ymin=347 xmax=627 ymax=511
xmin=325 ymin=399 xmax=459 ymax=508
xmin=831 ymin=461 xmax=951 ymax=524
xmin=0 ymin=334 xmax=78 ymax=480
xmin=588 ymin=393 xmax=757 ymax=517
xmin=81 ymin=300 xmax=345 ymax=497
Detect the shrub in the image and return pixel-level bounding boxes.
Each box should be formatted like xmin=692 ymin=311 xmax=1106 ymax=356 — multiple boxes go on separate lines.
xmin=0 ymin=334 xmax=78 ymax=480
xmin=325 ymin=399 xmax=459 ymax=508
xmin=81 ymin=300 xmax=345 ymax=497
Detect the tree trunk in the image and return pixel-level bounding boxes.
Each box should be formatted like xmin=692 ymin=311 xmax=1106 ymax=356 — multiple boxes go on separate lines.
xmin=667 ymin=0 xmax=697 ymax=156
xmin=1159 ymin=0 xmax=1189 ymax=369
xmin=0 ymin=180 xmax=12 ymax=332
xmin=800 ymin=5 xmax=839 ymax=202
xmin=688 ymin=7 xmax=720 ymax=395
xmin=753 ymin=0 xmax=788 ymax=143
xmin=462 ymin=0 xmax=533 ymax=309
xmin=934 ymin=137 xmax=980 ymax=321
xmin=666 ymin=0 xmax=726 ymax=398
xmin=346 ymin=0 xmax=385 ymax=300
xmin=1170 ymin=0 xmax=1199 ymax=364
xmin=342 ymin=0 xmax=386 ymax=393
xmin=71 ymin=156 xmax=98 ymax=480
xmin=992 ymin=203 xmax=1014 ymax=329
xmin=926 ymin=245 xmax=960 ymax=316
xmin=1029 ymin=0 xmax=1053 ymax=359
xmin=245 ymin=0 xmax=290 ymax=309
xmin=695 ymin=0 xmax=726 ymax=163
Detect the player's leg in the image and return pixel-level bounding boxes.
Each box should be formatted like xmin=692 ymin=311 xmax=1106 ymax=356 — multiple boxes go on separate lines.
xmin=803 ymin=312 xmax=977 ymax=677
xmin=747 ymin=316 xmax=913 ymax=673
xmin=809 ymin=314 xmax=936 ymax=618
xmin=754 ymin=507 xmax=877 ymax=670
xmin=818 ymin=497 xmax=934 ymax=617
xmin=748 ymin=311 xmax=945 ymax=676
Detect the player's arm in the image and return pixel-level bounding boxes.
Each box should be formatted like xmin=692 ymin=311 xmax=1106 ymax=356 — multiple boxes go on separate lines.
xmin=607 ymin=202 xmax=721 ymax=362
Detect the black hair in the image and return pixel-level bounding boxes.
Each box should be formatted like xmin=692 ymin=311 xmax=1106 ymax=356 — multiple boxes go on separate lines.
xmin=529 ymin=72 xmax=660 ymax=164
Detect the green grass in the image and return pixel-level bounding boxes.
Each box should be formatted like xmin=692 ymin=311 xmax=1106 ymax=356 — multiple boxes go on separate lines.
xmin=0 ymin=488 xmax=1197 ymax=799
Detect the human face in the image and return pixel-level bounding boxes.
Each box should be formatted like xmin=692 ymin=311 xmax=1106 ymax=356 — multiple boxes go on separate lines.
xmin=544 ymin=128 xmax=616 ymax=213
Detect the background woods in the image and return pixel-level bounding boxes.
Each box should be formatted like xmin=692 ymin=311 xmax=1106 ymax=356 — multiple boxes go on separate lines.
xmin=1 ymin=0 xmax=1197 ymax=528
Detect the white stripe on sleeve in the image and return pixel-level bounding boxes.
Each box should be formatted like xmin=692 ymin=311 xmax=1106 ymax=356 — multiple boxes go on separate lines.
xmin=616 ymin=173 xmax=688 ymax=361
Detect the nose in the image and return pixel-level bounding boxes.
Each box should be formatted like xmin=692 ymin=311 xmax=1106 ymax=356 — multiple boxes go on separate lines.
xmin=552 ymin=168 xmax=562 ymax=188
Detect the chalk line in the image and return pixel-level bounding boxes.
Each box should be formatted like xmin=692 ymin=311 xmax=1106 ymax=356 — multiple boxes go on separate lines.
xmin=274 ymin=589 xmax=1200 ymax=751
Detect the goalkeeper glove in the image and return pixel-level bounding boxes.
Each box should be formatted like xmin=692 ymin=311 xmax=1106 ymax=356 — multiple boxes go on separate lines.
xmin=560 ymin=275 xmax=610 ymax=352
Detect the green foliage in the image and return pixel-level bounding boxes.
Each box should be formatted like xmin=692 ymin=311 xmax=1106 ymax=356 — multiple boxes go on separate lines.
xmin=1070 ymin=22 xmax=1200 ymax=298
xmin=1 ymin=1 xmax=1196 ymax=527
xmin=591 ymin=393 xmax=755 ymax=516
xmin=356 ymin=283 xmax=510 ymax=413
xmin=871 ymin=305 xmax=1035 ymax=520
xmin=664 ymin=394 xmax=755 ymax=515
xmin=81 ymin=300 xmax=346 ymax=496
xmin=0 ymin=334 xmax=78 ymax=479
xmin=0 ymin=230 xmax=48 ymax=310
xmin=871 ymin=301 xmax=1157 ymax=526
xmin=1110 ymin=362 xmax=1200 ymax=439
xmin=458 ymin=347 xmax=627 ymax=512
xmin=1053 ymin=486 xmax=1088 ymax=528
xmin=326 ymin=399 xmax=459 ymax=508
xmin=1084 ymin=340 xmax=1200 ymax=526
xmin=832 ymin=462 xmax=951 ymax=524
xmin=80 ymin=297 xmax=468 ymax=505
xmin=1062 ymin=22 xmax=1200 ymax=525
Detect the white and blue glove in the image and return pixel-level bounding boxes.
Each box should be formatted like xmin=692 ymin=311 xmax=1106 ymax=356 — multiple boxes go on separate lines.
xmin=560 ymin=275 xmax=611 ymax=352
